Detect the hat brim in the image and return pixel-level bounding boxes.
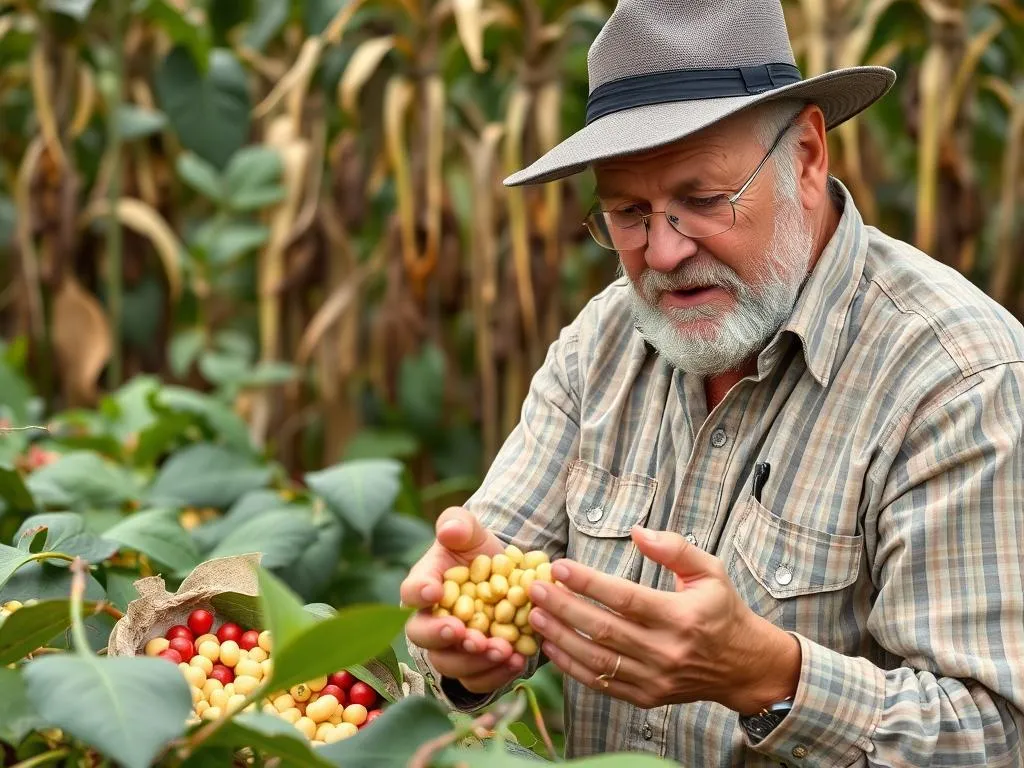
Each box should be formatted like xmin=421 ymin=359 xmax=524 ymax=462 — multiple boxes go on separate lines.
xmin=502 ymin=66 xmax=896 ymax=187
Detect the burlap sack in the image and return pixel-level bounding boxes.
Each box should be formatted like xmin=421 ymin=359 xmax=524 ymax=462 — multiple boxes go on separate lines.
xmin=106 ymin=552 xmax=420 ymax=704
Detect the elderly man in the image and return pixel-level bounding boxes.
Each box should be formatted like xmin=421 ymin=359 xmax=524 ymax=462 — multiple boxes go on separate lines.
xmin=400 ymin=0 xmax=1024 ymax=765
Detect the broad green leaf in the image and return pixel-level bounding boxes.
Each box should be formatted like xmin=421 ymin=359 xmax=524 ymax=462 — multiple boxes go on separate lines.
xmin=103 ymin=568 xmax=140 ymax=612
xmin=278 ymin=517 xmax=342 ymax=600
xmin=256 ymin=565 xmax=316 ymax=654
xmin=0 ymin=544 xmax=32 ymax=593
xmin=14 ymin=513 xmax=120 ymax=566
xmin=191 ymin=489 xmax=293 ymax=552
xmin=0 ymin=599 xmax=74 ymax=664
xmin=331 ymin=564 xmax=405 ymax=607
xmin=23 ymin=654 xmax=192 ymax=768
xmin=316 ymin=696 xmax=454 ymax=768
xmin=209 ymin=510 xmax=318 ymax=569
xmin=241 ymin=361 xmax=298 ymax=387
xmin=169 ymin=328 xmax=206 ymax=378
xmin=228 ymin=185 xmax=287 ymax=212
xmin=176 ymin=152 xmax=224 ymax=202
xmin=245 ymin=0 xmax=289 ymax=50
xmin=0 ymin=352 xmax=34 ymax=423
xmin=25 ymin=452 xmax=141 ymax=509
xmin=214 ymin=329 xmax=256 ymax=361
xmin=302 ymin=603 xmax=337 ymax=620
xmin=304 ymin=459 xmax=403 ymax=538
xmin=42 ymin=0 xmax=95 ymax=20
xmin=399 ymin=343 xmax=445 ymax=434
xmin=102 ymin=508 xmax=201 ymax=574
xmin=148 ymin=443 xmax=270 ymax=509
xmin=133 ymin=411 xmax=197 ymax=467
xmin=347 ymin=643 xmax=403 ymax=704
xmin=155 ymin=46 xmax=251 ymax=171
xmin=199 ymin=350 xmax=249 ymax=385
xmin=117 ymin=104 xmax=168 ymax=140
xmin=154 ymin=387 xmax=254 ymax=453
xmin=109 ymin=375 xmax=161 ymax=438
xmin=0 ymin=465 xmax=34 ymax=513
xmin=342 ymin=428 xmax=420 ymax=461
xmin=259 ymin=577 xmax=412 ymax=694
xmin=0 ymin=561 xmax=106 ymax=604
xmin=371 ymin=512 xmax=433 ymax=566
xmin=0 ymin=667 xmax=45 ymax=746
xmin=194 ymin=220 xmax=270 ymax=265
xmin=209 ymin=591 xmax=263 ymax=630
xmin=224 ymin=146 xmax=282 ymax=201
xmin=209 ymin=712 xmax=334 ymax=768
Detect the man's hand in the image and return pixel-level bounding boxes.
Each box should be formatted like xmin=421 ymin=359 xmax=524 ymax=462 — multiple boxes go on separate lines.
xmin=525 ymin=527 xmax=802 ymax=714
xmin=401 ymin=507 xmax=528 ymax=694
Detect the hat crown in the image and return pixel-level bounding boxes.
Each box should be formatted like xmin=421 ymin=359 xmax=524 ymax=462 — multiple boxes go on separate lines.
xmin=588 ymin=0 xmax=797 ymax=93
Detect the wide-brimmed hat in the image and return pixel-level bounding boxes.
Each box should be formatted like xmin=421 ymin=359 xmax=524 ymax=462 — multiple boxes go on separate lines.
xmin=503 ymin=0 xmax=896 ymax=187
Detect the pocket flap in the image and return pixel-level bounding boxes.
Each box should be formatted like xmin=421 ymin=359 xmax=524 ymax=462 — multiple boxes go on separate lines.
xmin=733 ymin=497 xmax=862 ymax=599
xmin=566 ymin=460 xmax=657 ymax=538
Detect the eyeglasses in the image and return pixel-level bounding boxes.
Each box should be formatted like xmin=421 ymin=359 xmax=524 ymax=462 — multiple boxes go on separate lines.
xmin=583 ymin=118 xmax=796 ymax=250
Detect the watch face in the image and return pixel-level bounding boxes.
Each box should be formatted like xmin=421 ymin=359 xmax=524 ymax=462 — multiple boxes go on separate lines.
xmin=741 ymin=712 xmax=784 ymax=741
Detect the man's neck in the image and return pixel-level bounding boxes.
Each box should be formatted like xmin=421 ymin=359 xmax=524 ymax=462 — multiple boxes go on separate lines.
xmin=705 ymin=362 xmax=757 ymax=412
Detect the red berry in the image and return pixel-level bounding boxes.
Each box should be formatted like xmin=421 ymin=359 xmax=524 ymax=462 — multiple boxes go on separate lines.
xmin=209 ymin=664 xmax=235 ymax=685
xmin=167 ymin=637 xmax=194 ymax=660
xmin=216 ymin=622 xmax=242 ymax=644
xmin=349 ymin=682 xmax=377 ymax=708
xmin=187 ymin=609 xmax=214 ymax=636
xmin=329 ymin=671 xmax=356 ymax=691
xmin=239 ymin=630 xmax=260 ymax=651
xmin=365 ymin=709 xmax=384 ymax=725
xmin=158 ymin=648 xmax=182 ymax=664
xmin=165 ymin=625 xmax=193 ymax=642
xmin=320 ymin=684 xmax=346 ymax=705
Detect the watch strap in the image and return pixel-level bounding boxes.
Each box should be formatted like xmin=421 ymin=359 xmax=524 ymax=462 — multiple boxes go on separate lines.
xmin=739 ymin=697 xmax=794 ymax=742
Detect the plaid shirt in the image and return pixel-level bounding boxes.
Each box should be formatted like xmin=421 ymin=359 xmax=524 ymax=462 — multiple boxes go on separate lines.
xmin=409 ymin=183 xmax=1024 ymax=766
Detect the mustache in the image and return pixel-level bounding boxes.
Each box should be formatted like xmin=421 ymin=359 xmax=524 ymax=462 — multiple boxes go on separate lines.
xmin=636 ymin=259 xmax=745 ymax=300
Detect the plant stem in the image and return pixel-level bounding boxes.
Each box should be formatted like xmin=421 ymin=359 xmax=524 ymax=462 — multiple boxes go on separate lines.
xmin=92 ymin=600 xmax=124 ymax=621
xmin=175 ymin=680 xmax=270 ymax=760
xmin=68 ymin=558 xmax=92 ymax=654
xmin=105 ymin=0 xmax=125 ymax=389
xmin=514 ymin=682 xmax=559 ymax=760
xmin=10 ymin=748 xmax=70 ymax=768
xmin=28 ymin=552 xmax=76 ymax=565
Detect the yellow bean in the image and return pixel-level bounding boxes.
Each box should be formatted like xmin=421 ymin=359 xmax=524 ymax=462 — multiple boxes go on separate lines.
xmin=145 ymin=637 xmax=169 ymax=656
xmin=514 ymin=604 xmax=531 ymax=627
xmin=474 ymin=598 xmax=485 ymax=613
xmin=202 ymin=706 xmax=222 ymax=721
xmin=308 ymin=676 xmax=328 ymax=692
xmin=489 ymin=573 xmax=509 ymax=598
xmin=279 ymin=707 xmax=302 ymax=724
xmin=190 ymin=655 xmax=213 ymax=675
xmin=515 ymin=635 xmax=539 ymax=656
xmin=202 ymin=679 xmax=223 ymax=699
xmin=195 ymin=700 xmax=210 ymax=716
xmin=227 ymin=694 xmax=247 ymax=713
xmin=295 ymin=716 xmax=317 ymax=739
xmin=509 ymin=569 xmax=523 ymax=587
xmin=489 ymin=623 xmax=520 ymax=643
xmin=234 ymin=675 xmax=260 ymax=696
xmin=506 ymin=585 xmax=528 ymax=607
xmin=219 ymin=640 xmax=240 ymax=668
xmin=235 ymin=659 xmax=261 ymax=680
xmin=290 ymin=683 xmax=312 ymax=702
xmin=483 ymin=603 xmax=495 ymax=620
xmin=476 ymin=581 xmax=494 ymax=604
xmin=460 ymin=582 xmax=477 ymax=598
xmin=520 ymin=569 xmax=537 ymax=591
xmin=307 ymin=694 xmax=340 ymax=723
xmin=189 ymin=685 xmax=203 ymax=704
xmin=453 ymin=594 xmax=475 ymax=622
xmin=248 ymin=647 xmax=268 ymax=663
xmin=258 ymin=630 xmax=272 ymax=652
xmin=523 ymin=550 xmax=549 ymax=569
xmin=469 ymin=554 xmax=491 ymax=583
xmin=209 ymin=688 xmax=229 ymax=711
xmin=315 ymin=722 xmax=336 ymax=742
xmin=490 ymin=554 xmax=514 ymax=578
xmin=441 ymin=580 xmax=461 ymax=609
xmin=335 ymin=721 xmax=359 ymax=738
xmin=432 ymin=606 xmax=451 ymax=618
xmin=494 ymin=599 xmax=515 ymax=624
xmin=535 ymin=562 xmax=553 ymax=583
xmin=323 ymin=723 xmax=348 ymax=742
xmin=443 ymin=565 xmax=470 ymax=584
xmin=467 ymin=612 xmax=490 ymax=633
xmin=504 ymin=544 xmax=525 ymax=566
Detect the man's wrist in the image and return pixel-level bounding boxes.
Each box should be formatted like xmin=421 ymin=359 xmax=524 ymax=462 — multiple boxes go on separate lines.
xmin=733 ymin=617 xmax=802 ymax=716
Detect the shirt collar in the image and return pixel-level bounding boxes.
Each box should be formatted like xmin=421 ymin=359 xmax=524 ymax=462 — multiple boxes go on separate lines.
xmin=762 ymin=179 xmax=869 ymax=387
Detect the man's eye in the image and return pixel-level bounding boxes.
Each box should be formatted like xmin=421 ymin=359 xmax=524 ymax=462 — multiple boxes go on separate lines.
xmin=684 ymin=195 xmax=727 ymax=209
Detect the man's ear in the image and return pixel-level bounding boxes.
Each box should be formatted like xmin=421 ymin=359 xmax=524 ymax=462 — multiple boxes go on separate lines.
xmin=794 ymin=104 xmax=831 ymax=212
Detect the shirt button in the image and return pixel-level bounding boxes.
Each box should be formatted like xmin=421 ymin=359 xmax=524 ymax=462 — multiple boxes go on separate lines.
xmin=642 ymin=722 xmax=653 ymax=740
xmin=792 ymin=745 xmax=809 ymax=759
xmin=684 ymin=532 xmax=698 ymax=545
xmin=587 ymin=506 xmax=604 ymax=523
xmin=710 ymin=428 xmax=728 ymax=447
xmin=774 ymin=565 xmax=793 ymax=586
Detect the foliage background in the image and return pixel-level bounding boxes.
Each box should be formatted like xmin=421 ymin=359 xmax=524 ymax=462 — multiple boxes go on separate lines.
xmin=0 ymin=0 xmax=1022 ymax=758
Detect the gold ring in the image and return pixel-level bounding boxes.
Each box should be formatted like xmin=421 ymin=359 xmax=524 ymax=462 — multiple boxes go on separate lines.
xmin=595 ymin=654 xmax=622 ymax=688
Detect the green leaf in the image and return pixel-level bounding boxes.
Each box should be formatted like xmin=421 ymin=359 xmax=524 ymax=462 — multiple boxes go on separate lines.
xmin=103 ymin=568 xmax=140 ymax=612
xmin=0 ymin=351 xmax=34 ymax=423
xmin=241 ymin=361 xmax=298 ymax=388
xmin=258 ymin=566 xmax=413 ymax=694
xmin=304 ymin=459 xmax=403 ymax=538
xmin=371 ymin=513 xmax=432 ymax=567
xmin=208 ymin=712 xmax=334 ymax=768
xmin=398 ymin=344 xmax=445 ymax=434
xmin=155 ymin=45 xmax=251 ymax=171
xmin=209 ymin=590 xmax=263 ymax=630
xmin=209 ymin=510 xmax=318 ymax=569
xmin=117 ymin=104 xmax=168 ymax=140
xmin=14 ymin=513 xmax=121 ymax=565
xmin=102 ymin=508 xmax=201 ymax=574
xmin=109 ymin=375 xmax=161 ymax=439
xmin=169 ymin=328 xmax=206 ymax=378
xmin=224 ymin=146 xmax=282 ymax=201
xmin=303 ymin=0 xmax=346 ymax=36
xmin=208 ymin=0 xmax=253 ymax=45
xmin=42 ymin=0 xmax=96 ymax=20
xmin=136 ymin=0 xmax=211 ymax=70
xmin=0 ymin=544 xmax=32 ymax=593
xmin=25 ymin=452 xmax=141 ymax=509
xmin=0 ymin=599 xmax=74 ymax=664
xmin=153 ymin=386 xmax=254 ymax=453
xmin=195 ymin=220 xmax=270 ymax=265
xmin=342 ymin=428 xmax=420 ymax=461
xmin=278 ymin=517 xmax=342 ymax=600
xmin=133 ymin=411 xmax=197 ymax=467
xmin=228 ymin=185 xmax=287 ymax=212
xmin=190 ymin=489 xmax=292 ymax=552
xmin=176 ymin=152 xmax=224 ymax=202
xmin=0 ymin=667 xmax=45 ymax=746
xmin=0 ymin=465 xmax=34 ymax=513
xmin=316 ymin=696 xmax=454 ymax=767
xmin=199 ymin=350 xmax=249 ymax=385
xmin=148 ymin=443 xmax=271 ymax=509
xmin=23 ymin=654 xmax=192 ymax=768
xmin=244 ymin=0 xmax=289 ymax=50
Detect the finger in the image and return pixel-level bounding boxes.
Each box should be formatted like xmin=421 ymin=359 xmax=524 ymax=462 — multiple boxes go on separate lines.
xmin=550 ymin=558 xmax=666 ymax=625
xmin=460 ymin=627 xmax=500 ymax=655
xmin=399 ymin=544 xmax=449 ymax=608
xmin=631 ymin=527 xmax=722 ymax=585
xmin=527 ymin=606 xmax=644 ymax=684
xmin=405 ymin=612 xmax=468 ymax=651
xmin=527 ymin=581 xmax=652 ymax=658
xmin=435 ymin=507 xmax=502 ymax=557
xmin=428 ymin=647 xmax=511 ymax=679
xmin=458 ymin=656 xmax=526 ymax=694
xmin=540 ymin=639 xmax=650 ymax=707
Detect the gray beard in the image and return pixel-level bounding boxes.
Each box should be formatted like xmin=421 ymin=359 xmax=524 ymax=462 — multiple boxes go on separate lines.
xmin=625 ymin=201 xmax=814 ymax=377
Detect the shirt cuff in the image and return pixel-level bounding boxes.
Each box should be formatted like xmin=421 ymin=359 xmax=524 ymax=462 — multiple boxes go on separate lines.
xmin=744 ymin=632 xmax=886 ymax=766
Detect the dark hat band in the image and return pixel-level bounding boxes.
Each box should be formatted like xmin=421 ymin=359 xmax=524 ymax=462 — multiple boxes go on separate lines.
xmin=585 ymin=63 xmax=802 ymax=125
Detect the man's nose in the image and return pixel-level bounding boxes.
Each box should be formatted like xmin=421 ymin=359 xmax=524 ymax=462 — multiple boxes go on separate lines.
xmin=645 ymin=213 xmax=699 ymax=272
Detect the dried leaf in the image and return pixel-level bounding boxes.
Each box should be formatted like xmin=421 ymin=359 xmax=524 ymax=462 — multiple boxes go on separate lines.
xmin=915 ymin=43 xmax=949 ymax=254
xmin=52 ymin=277 xmax=112 ymax=406
xmin=338 ymin=36 xmax=396 ymax=117
xmin=383 ymin=75 xmax=417 ymax=291
xmin=68 ymin=64 xmax=96 ymax=139
xmin=253 ymin=37 xmax=325 ymax=119
xmin=942 ymin=18 xmax=1004 ymax=134
xmin=989 ymin=94 xmax=1024 ymax=305
xmin=452 ymin=0 xmax=488 ymax=73
xmin=30 ymin=42 xmax=67 ymax=172
xmin=15 ymin=137 xmax=45 ymax=339
xmin=503 ymin=87 xmax=538 ymax=357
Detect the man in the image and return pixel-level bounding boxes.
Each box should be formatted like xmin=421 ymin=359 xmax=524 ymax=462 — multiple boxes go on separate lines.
xmin=400 ymin=0 xmax=1024 ymax=765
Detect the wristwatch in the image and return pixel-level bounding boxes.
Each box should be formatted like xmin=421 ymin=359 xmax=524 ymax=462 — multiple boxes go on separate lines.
xmin=739 ymin=697 xmax=793 ymax=742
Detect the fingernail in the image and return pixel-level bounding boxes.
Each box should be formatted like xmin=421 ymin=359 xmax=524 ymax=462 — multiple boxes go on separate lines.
xmin=439 ymin=520 xmax=462 ymax=536
xmin=420 ymin=585 xmax=436 ymax=602
xmin=488 ymin=649 xmax=503 ymax=662
xmin=440 ymin=627 xmax=454 ymax=641
xmin=530 ymin=610 xmax=548 ymax=629
xmin=552 ymin=562 xmax=570 ymax=581
xmin=463 ymin=640 xmax=476 ymax=653
xmin=531 ymin=583 xmax=548 ymax=600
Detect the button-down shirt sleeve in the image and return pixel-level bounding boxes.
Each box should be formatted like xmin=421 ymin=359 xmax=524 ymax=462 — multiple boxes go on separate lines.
xmin=747 ymin=362 xmax=1024 ymax=767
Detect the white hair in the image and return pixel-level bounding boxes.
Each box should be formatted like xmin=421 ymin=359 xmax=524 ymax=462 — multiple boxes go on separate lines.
xmin=749 ymin=99 xmax=806 ymax=202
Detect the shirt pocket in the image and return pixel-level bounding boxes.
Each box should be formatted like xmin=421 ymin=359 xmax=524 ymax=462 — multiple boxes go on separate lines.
xmin=565 ymin=459 xmax=658 ymax=581
xmin=727 ymin=495 xmax=863 ymax=641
